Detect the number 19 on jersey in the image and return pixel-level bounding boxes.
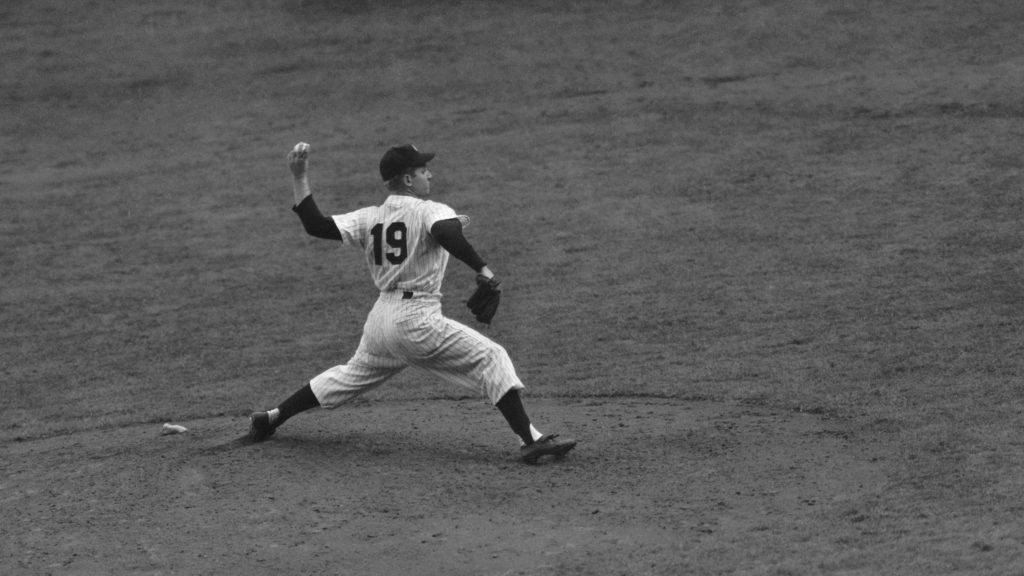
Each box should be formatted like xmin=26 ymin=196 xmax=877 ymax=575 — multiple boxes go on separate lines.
xmin=370 ymin=222 xmax=407 ymax=265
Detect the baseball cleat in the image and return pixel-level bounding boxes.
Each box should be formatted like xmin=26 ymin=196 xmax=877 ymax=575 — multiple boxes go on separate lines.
xmin=520 ymin=434 xmax=577 ymax=464
xmin=248 ymin=411 xmax=277 ymax=442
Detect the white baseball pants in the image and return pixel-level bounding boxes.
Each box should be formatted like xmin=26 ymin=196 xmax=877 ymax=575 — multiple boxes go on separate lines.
xmin=309 ymin=291 xmax=525 ymax=407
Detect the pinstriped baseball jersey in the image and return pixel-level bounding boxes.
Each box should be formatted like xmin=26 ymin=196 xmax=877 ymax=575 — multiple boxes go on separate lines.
xmin=309 ymin=193 xmax=524 ymax=409
xmin=331 ymin=195 xmax=468 ymax=296
xmin=246 ymin=143 xmax=576 ymax=459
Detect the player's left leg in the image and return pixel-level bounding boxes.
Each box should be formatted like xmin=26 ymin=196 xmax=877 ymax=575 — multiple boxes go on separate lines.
xmin=249 ymin=383 xmax=320 ymax=441
xmin=249 ymin=322 xmax=406 ymax=442
xmin=248 ymin=358 xmax=405 ymax=442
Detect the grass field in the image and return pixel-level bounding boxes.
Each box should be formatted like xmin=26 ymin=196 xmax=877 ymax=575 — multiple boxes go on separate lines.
xmin=4 ymin=1 xmax=1024 ymax=574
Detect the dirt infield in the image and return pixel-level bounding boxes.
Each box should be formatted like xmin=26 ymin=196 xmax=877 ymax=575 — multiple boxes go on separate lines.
xmin=6 ymin=398 xmax=896 ymax=575
xmin=4 ymin=0 xmax=1024 ymax=574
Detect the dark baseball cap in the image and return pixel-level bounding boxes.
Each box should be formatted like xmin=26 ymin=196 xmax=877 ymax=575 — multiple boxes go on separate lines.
xmin=379 ymin=144 xmax=435 ymax=181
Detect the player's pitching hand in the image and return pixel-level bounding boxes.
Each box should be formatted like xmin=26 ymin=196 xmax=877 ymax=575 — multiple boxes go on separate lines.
xmin=288 ymin=142 xmax=310 ymax=179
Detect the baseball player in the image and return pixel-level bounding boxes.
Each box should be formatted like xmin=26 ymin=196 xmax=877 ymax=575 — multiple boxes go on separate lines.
xmin=246 ymin=142 xmax=577 ymax=464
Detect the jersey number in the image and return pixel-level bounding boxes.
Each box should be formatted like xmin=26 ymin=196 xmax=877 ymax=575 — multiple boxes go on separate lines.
xmin=370 ymin=222 xmax=407 ymax=265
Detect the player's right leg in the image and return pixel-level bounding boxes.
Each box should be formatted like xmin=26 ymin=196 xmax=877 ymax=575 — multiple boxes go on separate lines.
xmin=400 ymin=312 xmax=578 ymax=462
xmin=496 ymin=389 xmax=577 ymax=464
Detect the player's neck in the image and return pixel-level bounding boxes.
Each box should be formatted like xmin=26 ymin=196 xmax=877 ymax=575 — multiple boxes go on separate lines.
xmin=397 ymin=190 xmax=429 ymax=200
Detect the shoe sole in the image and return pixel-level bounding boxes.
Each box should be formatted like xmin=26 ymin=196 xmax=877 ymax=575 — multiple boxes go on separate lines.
xmin=522 ymin=440 xmax=577 ymax=464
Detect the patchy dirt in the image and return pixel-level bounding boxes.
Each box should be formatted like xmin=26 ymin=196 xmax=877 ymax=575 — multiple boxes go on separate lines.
xmin=4 ymin=398 xmax=894 ymax=575
xmin=5 ymin=0 xmax=1024 ymax=574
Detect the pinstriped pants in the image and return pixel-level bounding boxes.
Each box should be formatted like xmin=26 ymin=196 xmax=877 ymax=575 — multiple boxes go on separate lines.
xmin=309 ymin=291 xmax=525 ymax=407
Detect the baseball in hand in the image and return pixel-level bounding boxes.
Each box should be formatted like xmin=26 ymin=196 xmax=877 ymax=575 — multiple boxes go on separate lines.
xmin=294 ymin=142 xmax=310 ymax=159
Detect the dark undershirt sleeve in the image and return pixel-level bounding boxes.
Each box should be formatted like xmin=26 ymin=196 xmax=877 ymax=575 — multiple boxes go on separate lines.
xmin=292 ymin=195 xmax=342 ymax=241
xmin=430 ymin=218 xmax=487 ymax=272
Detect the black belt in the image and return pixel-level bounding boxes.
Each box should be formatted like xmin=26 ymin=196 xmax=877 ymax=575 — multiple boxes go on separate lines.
xmin=402 ymin=291 xmax=413 ymax=300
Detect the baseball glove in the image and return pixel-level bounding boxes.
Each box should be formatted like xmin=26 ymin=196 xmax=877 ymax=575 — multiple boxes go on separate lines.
xmin=466 ymin=274 xmax=501 ymax=324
